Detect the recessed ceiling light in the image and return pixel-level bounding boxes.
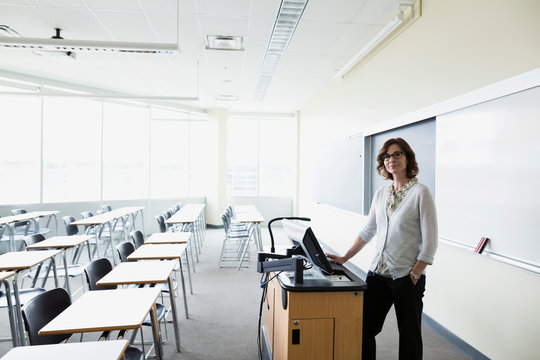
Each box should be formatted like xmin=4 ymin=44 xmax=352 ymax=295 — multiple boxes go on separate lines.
xmin=205 ymin=35 xmax=244 ymax=51
xmin=215 ymin=94 xmax=239 ymax=101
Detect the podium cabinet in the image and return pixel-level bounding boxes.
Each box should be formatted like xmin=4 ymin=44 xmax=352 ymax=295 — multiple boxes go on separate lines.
xmin=262 ymin=273 xmax=364 ymax=360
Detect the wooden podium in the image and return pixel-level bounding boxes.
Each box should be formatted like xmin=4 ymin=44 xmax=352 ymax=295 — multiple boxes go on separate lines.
xmin=261 ymin=269 xmax=366 ymax=359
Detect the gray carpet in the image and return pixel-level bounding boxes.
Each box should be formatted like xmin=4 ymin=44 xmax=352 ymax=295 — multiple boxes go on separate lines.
xmin=0 ymin=228 xmax=471 ymax=359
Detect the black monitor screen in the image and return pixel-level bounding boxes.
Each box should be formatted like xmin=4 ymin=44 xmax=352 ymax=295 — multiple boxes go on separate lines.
xmin=302 ymin=227 xmax=334 ymax=274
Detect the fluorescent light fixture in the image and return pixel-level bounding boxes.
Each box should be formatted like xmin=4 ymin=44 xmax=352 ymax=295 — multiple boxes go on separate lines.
xmin=205 ymin=35 xmax=244 ymax=51
xmin=254 ymin=0 xmax=310 ymax=102
xmin=333 ymin=3 xmax=415 ymax=80
xmin=0 ymin=37 xmax=178 ymax=54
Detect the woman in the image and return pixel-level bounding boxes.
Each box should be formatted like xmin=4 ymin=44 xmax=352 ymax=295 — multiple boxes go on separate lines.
xmin=326 ymin=137 xmax=438 ymax=360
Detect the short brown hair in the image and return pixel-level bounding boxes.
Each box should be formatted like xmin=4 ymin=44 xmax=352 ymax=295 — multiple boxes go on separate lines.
xmin=376 ymin=137 xmax=419 ymax=180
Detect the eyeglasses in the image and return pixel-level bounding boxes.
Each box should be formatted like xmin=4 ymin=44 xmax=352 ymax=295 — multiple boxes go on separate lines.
xmin=382 ymin=151 xmax=404 ymax=161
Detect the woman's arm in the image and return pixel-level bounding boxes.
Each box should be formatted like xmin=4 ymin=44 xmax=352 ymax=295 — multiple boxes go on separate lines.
xmin=326 ymin=235 xmax=367 ymax=265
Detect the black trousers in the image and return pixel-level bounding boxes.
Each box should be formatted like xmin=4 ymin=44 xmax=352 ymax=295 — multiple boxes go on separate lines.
xmin=362 ymin=271 xmax=426 ymax=360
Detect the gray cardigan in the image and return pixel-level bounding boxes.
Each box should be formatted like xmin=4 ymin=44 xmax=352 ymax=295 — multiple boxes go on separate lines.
xmin=359 ymin=182 xmax=438 ymax=279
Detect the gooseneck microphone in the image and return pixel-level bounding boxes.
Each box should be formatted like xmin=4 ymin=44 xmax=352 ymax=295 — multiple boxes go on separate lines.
xmin=267 ymin=217 xmax=311 ymax=253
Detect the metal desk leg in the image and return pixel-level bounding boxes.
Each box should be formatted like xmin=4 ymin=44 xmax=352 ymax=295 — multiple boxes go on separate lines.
xmin=168 ymin=275 xmax=181 ymax=351
xmin=184 ymin=248 xmax=193 ymax=294
xmin=61 ymin=250 xmax=71 ymax=297
xmin=2 ymin=280 xmax=18 ymax=347
xmin=177 ymin=259 xmax=189 ymax=319
xmin=12 ymin=273 xmax=25 ymax=346
xmin=149 ymin=304 xmax=164 ymax=360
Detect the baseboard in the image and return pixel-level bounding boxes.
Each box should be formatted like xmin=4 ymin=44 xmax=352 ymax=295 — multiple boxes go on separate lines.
xmin=422 ymin=314 xmax=490 ymax=360
xmin=206 ymin=224 xmax=223 ymax=229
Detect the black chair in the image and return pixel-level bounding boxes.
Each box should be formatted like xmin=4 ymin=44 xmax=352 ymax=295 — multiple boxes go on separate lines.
xmin=21 ymin=287 xmax=72 ymax=345
xmin=130 ymin=230 xmax=145 ymax=249
xmin=23 ymin=234 xmax=86 ymax=295
xmin=155 ymin=215 xmax=167 ymax=233
xmin=21 ymin=287 xmax=143 ymax=359
xmin=116 ymin=241 xmax=136 ymax=262
xmin=62 ymin=216 xmax=79 ymax=236
xmin=10 ymin=209 xmax=50 ymax=237
xmin=84 ymin=258 xmax=167 ymax=356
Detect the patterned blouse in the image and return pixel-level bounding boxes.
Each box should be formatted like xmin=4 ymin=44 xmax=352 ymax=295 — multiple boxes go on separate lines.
xmin=374 ymin=177 xmax=419 ymax=277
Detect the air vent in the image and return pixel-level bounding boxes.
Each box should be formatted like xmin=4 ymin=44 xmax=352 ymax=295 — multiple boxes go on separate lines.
xmin=205 ymin=35 xmax=244 ymax=51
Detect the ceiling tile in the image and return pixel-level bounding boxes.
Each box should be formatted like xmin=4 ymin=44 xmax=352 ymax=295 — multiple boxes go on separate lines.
xmin=196 ymin=0 xmax=251 ymax=17
xmin=303 ymin=0 xmax=369 ymax=23
xmin=352 ymin=0 xmax=398 ymax=24
xmin=84 ymin=0 xmax=141 ymax=11
xmin=198 ymin=15 xmax=250 ymax=37
xmin=92 ymin=10 xmax=157 ymax=41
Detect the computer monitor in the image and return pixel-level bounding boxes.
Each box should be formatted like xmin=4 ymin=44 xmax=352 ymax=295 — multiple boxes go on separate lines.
xmin=282 ymin=219 xmax=335 ymax=274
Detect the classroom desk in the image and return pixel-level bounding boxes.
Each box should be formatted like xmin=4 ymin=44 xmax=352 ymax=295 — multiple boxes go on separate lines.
xmin=0 ymin=250 xmax=60 ymax=346
xmin=127 ymin=244 xmax=190 ymax=319
xmin=26 ymin=235 xmax=93 ymax=297
xmin=234 ymin=212 xmax=265 ymax=255
xmin=72 ymin=207 xmax=144 ymax=264
xmin=145 ymin=232 xmax=195 ymax=274
xmin=0 ymin=339 xmax=129 ymax=360
xmin=39 ymin=288 xmax=163 ymax=360
xmin=96 ymin=260 xmax=181 ymax=352
xmin=165 ymin=204 xmax=205 ymax=262
xmin=0 ymin=271 xmax=17 ymax=348
xmin=0 ymin=211 xmax=59 ymax=252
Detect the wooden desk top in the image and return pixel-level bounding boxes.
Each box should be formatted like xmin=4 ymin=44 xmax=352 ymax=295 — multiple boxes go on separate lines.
xmin=26 ymin=235 xmax=94 ymax=250
xmin=0 ymin=211 xmax=59 ymax=226
xmin=128 ymin=244 xmax=187 ymax=261
xmin=0 ymin=340 xmax=129 ymax=360
xmin=0 ymin=250 xmax=61 ymax=271
xmin=145 ymin=232 xmax=191 ymax=244
xmin=166 ymin=203 xmax=205 ymax=224
xmin=39 ymin=288 xmax=161 ymax=335
xmin=97 ymin=261 xmax=176 ymax=286
xmin=235 ymin=213 xmax=265 ymax=223
xmin=72 ymin=206 xmax=144 ymax=226
xmin=0 ymin=271 xmax=15 ymax=282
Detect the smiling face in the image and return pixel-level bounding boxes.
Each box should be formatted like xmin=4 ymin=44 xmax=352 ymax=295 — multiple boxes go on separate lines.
xmin=384 ymin=144 xmax=408 ymax=179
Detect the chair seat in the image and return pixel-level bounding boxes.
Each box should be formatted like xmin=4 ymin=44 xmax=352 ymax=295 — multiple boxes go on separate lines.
xmin=124 ymin=345 xmax=144 ymax=360
xmin=143 ymin=302 xmax=166 ymax=326
xmin=0 ymin=287 xmax=46 ymax=308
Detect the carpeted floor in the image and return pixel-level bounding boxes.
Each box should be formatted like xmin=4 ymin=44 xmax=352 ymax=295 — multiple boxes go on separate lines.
xmin=0 ymin=228 xmax=471 ymax=359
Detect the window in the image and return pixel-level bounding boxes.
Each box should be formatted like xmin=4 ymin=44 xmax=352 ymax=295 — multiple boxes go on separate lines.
xmin=42 ymin=98 xmax=101 ymax=202
xmin=227 ymin=116 xmax=297 ymax=196
xmin=259 ymin=119 xmax=296 ymax=196
xmin=150 ymin=108 xmax=189 ymax=198
xmin=0 ymin=96 xmax=41 ymax=204
xmin=227 ymin=118 xmax=259 ymax=196
xmin=188 ymin=115 xmax=211 ymax=196
xmin=102 ymin=102 xmax=149 ymax=200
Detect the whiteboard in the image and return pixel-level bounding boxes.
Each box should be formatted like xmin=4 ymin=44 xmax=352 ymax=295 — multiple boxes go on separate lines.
xmin=365 ymin=118 xmax=436 ymax=214
xmin=312 ymin=135 xmax=364 ymax=213
xmin=436 ymin=86 xmax=540 ymax=270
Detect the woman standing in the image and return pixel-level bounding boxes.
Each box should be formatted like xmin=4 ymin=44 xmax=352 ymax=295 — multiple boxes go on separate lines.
xmin=327 ymin=137 xmax=438 ymax=360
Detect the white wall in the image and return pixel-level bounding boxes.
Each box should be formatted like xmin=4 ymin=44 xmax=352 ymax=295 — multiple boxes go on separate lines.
xmin=297 ymin=1 xmax=540 ymax=359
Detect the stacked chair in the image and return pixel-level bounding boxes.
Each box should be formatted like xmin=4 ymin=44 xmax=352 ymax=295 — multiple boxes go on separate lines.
xmin=219 ymin=207 xmax=253 ymax=268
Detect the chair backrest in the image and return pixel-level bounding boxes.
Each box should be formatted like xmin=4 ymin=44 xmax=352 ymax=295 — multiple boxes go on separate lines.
xmin=80 ymin=211 xmax=94 ymax=231
xmin=21 ymin=287 xmax=72 ymax=345
xmin=62 ymin=215 xmax=79 ymax=236
xmin=116 ymin=241 xmax=136 ymax=262
xmin=10 ymin=208 xmax=29 ymax=228
xmin=101 ymin=205 xmax=112 ymax=212
xmin=23 ymin=234 xmax=46 ymax=249
xmin=155 ymin=215 xmax=167 ymax=233
xmin=130 ymin=230 xmax=145 ymax=249
xmin=221 ymin=214 xmax=230 ymax=233
xmin=84 ymin=258 xmax=116 ymax=291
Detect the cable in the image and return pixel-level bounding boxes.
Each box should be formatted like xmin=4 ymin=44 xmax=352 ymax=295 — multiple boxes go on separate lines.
xmin=257 ymin=272 xmax=269 ymax=360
